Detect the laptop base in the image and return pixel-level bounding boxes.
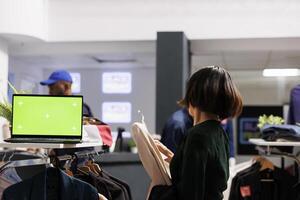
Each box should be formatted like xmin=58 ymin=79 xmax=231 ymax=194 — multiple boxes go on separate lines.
xmin=4 ymin=138 xmax=82 ymax=144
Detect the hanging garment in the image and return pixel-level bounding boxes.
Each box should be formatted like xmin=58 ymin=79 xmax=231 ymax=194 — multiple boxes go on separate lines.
xmin=229 ymin=163 xmax=297 ymax=200
xmin=75 ymin=173 xmax=112 ymax=200
xmin=223 ymin=160 xmax=254 ymax=200
xmin=2 ymin=167 xmax=99 ymax=200
xmin=0 ymin=168 xmax=22 ymax=198
xmin=288 ymin=85 xmax=300 ymax=125
xmin=90 ymin=172 xmax=126 ymax=200
xmin=102 ymin=171 xmax=132 ymax=200
xmin=131 ymin=122 xmax=171 ymax=198
xmin=75 ymin=170 xmax=132 ymax=200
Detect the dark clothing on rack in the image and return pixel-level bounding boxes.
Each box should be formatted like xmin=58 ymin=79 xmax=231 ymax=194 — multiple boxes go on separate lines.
xmin=2 ymin=167 xmax=99 ymax=200
xmin=102 ymin=171 xmax=132 ymax=200
xmin=161 ymin=108 xmax=193 ymax=153
xmin=151 ymin=120 xmax=230 ymax=200
xmin=75 ymin=170 xmax=132 ymax=200
xmin=75 ymin=173 xmax=112 ymax=200
xmin=288 ymin=85 xmax=300 ymax=125
xmin=229 ymin=164 xmax=298 ymax=200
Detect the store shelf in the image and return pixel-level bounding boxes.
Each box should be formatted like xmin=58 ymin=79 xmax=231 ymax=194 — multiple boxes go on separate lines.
xmin=0 ymin=141 xmax=103 ymax=149
xmin=249 ymin=139 xmax=300 ymax=147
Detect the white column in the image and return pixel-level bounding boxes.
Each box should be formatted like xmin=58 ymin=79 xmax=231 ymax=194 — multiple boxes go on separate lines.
xmin=0 ymin=38 xmax=9 ymax=140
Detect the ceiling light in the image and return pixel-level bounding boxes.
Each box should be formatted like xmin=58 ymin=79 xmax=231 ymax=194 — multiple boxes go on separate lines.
xmin=263 ymin=68 xmax=300 ymax=77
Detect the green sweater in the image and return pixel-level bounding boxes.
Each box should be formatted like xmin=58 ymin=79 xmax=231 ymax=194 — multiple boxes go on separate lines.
xmin=170 ymin=120 xmax=230 ymax=200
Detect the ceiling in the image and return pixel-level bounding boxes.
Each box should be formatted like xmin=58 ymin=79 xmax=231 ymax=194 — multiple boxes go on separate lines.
xmin=191 ymin=50 xmax=300 ymax=70
xmin=9 ymin=53 xmax=155 ymax=70
xmin=8 ymin=38 xmax=300 ymax=71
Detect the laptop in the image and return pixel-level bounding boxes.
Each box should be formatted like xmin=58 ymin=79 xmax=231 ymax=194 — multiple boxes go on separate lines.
xmin=5 ymin=94 xmax=83 ymax=144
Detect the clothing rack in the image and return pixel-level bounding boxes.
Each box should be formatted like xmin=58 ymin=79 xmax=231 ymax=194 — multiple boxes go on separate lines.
xmin=51 ymin=149 xmax=107 ymax=161
xmin=250 ymin=139 xmax=300 ymax=159
xmin=49 ymin=149 xmax=107 ymax=169
xmin=251 ymin=139 xmax=300 ymax=182
xmin=0 ymin=149 xmax=107 ymax=174
xmin=256 ymin=146 xmax=300 ymax=165
xmin=0 ymin=141 xmax=106 ymax=179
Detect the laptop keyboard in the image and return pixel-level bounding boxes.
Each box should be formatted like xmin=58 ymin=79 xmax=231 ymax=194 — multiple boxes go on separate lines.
xmin=5 ymin=138 xmax=82 ymax=144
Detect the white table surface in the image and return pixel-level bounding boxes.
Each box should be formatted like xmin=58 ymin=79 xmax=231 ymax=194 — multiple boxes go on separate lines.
xmin=0 ymin=141 xmax=102 ymax=149
xmin=249 ymin=138 xmax=300 ymax=147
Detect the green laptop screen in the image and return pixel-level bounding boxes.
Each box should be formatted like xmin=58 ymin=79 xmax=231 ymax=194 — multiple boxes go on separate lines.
xmin=12 ymin=96 xmax=82 ymax=136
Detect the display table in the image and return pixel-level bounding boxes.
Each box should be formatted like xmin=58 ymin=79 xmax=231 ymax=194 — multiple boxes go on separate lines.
xmin=0 ymin=141 xmax=103 ymax=149
xmin=249 ymin=139 xmax=300 ymax=147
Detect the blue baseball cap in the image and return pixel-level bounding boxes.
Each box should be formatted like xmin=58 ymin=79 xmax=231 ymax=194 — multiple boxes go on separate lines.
xmin=40 ymin=70 xmax=73 ymax=86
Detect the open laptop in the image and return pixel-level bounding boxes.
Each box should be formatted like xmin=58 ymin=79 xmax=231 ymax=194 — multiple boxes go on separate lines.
xmin=5 ymin=94 xmax=83 ymax=144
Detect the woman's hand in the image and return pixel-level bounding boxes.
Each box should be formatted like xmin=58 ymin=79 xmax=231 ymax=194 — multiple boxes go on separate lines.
xmin=154 ymin=140 xmax=174 ymax=163
xmin=99 ymin=193 xmax=108 ymax=200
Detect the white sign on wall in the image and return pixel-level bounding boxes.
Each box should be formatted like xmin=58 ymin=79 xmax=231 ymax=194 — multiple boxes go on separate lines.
xmin=70 ymin=73 xmax=81 ymax=94
xmin=102 ymin=102 xmax=132 ymax=123
xmin=102 ymin=72 xmax=132 ymax=94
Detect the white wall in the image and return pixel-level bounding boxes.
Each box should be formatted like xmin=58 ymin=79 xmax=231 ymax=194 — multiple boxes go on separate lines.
xmin=9 ymin=64 xmax=44 ymax=95
xmin=43 ymin=67 xmax=156 ymax=134
xmin=0 ymin=38 xmax=8 ymax=140
xmin=48 ymin=0 xmax=300 ymax=41
xmin=0 ymin=0 xmax=48 ymax=41
xmin=0 ymin=39 xmax=8 ymax=101
xmin=1 ymin=0 xmax=300 ymax=43
xmin=231 ymin=71 xmax=300 ymax=105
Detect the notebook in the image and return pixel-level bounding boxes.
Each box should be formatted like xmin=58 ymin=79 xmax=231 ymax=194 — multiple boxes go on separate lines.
xmin=5 ymin=94 xmax=83 ymax=144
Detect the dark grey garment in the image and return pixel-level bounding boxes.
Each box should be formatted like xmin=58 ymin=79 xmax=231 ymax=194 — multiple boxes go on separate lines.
xmin=2 ymin=167 xmax=99 ymax=200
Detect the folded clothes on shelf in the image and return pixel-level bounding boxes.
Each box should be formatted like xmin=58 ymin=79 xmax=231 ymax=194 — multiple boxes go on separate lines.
xmin=83 ymin=125 xmax=112 ymax=147
xmin=261 ymin=124 xmax=300 ymax=142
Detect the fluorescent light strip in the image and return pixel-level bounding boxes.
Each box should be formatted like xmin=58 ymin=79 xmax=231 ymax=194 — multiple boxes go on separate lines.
xmin=263 ymin=68 xmax=300 ymax=77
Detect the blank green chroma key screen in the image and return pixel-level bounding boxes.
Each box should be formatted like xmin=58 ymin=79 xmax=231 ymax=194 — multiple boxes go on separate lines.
xmin=12 ymin=96 xmax=82 ymax=136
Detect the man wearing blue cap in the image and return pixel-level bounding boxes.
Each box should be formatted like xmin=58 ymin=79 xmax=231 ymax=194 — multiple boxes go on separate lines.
xmin=40 ymin=70 xmax=93 ymax=117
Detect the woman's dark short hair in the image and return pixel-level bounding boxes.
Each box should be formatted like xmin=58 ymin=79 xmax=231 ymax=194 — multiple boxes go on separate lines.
xmin=180 ymin=66 xmax=243 ymax=120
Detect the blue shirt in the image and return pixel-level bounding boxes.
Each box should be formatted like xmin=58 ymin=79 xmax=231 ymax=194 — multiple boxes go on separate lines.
xmin=221 ymin=119 xmax=235 ymax=158
xmin=288 ymin=85 xmax=300 ymax=125
xmin=161 ymin=108 xmax=235 ymax=157
xmin=161 ymin=108 xmax=193 ymax=153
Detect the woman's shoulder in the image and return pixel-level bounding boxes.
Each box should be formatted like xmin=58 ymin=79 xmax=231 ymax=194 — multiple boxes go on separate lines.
xmin=186 ymin=120 xmax=223 ymax=145
xmin=188 ymin=120 xmax=221 ymax=135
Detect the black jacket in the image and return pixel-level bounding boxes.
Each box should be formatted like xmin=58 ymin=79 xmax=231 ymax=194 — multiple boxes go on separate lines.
xmin=75 ymin=170 xmax=132 ymax=200
xmin=229 ymin=165 xmax=297 ymax=200
xmin=2 ymin=167 xmax=99 ymax=200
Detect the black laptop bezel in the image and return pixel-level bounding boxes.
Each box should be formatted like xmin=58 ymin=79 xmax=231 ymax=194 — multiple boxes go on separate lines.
xmin=11 ymin=94 xmax=83 ymax=140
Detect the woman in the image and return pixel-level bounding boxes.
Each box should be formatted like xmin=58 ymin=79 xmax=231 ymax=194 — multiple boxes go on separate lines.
xmin=151 ymin=66 xmax=243 ymax=200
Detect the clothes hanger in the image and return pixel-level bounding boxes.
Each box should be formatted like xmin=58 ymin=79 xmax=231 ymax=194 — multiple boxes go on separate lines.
xmin=254 ymin=156 xmax=275 ymax=171
xmin=0 ymin=150 xmax=10 ymax=170
xmin=89 ymin=153 xmax=102 ymax=175
xmin=252 ymin=156 xmax=275 ymax=182
xmin=71 ymin=154 xmax=92 ymax=175
xmin=92 ymin=160 xmax=102 ymax=175
xmin=78 ymin=165 xmax=92 ymax=174
xmin=85 ymin=154 xmax=99 ymax=176
xmin=138 ymin=110 xmax=145 ymax=124
xmin=63 ymin=159 xmax=74 ymax=177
